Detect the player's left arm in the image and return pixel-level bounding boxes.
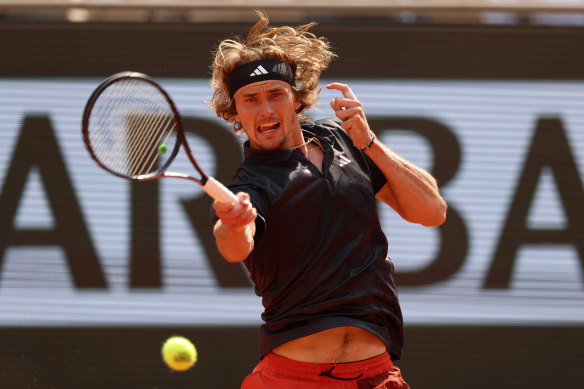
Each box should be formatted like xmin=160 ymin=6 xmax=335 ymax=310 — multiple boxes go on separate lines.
xmin=327 ymin=83 xmax=447 ymax=227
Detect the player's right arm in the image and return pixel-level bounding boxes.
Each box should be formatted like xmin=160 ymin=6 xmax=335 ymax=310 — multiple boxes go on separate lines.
xmin=213 ymin=192 xmax=257 ymax=263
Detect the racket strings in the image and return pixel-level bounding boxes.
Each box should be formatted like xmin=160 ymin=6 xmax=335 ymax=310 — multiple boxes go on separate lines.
xmin=128 ymin=104 xmax=176 ymax=177
xmin=125 ymin=100 xmax=165 ymax=175
xmin=88 ymin=79 xmax=178 ymax=178
xmin=90 ymin=78 xmax=146 ymax=174
xmin=92 ymin=78 xmax=143 ymax=173
xmin=112 ymin=80 xmax=168 ymax=176
xmin=141 ymin=118 xmax=176 ymax=175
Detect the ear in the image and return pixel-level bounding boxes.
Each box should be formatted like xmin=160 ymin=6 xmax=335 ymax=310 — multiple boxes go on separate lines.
xmin=294 ymin=96 xmax=302 ymax=112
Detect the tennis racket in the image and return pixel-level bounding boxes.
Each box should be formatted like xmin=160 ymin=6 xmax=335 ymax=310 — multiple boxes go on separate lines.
xmin=82 ymin=71 xmax=237 ymax=204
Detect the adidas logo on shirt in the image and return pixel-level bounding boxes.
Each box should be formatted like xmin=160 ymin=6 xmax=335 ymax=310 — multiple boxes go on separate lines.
xmin=339 ymin=154 xmax=352 ymax=167
xmin=250 ymin=65 xmax=269 ymax=76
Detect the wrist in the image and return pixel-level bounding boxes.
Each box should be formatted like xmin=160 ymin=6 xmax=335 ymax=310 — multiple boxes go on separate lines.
xmin=358 ymin=132 xmax=376 ymax=152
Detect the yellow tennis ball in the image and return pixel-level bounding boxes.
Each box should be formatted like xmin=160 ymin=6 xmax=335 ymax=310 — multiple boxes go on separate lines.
xmin=161 ymin=336 xmax=197 ymax=371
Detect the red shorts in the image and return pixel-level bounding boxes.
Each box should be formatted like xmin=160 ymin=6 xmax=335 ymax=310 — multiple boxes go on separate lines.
xmin=241 ymin=351 xmax=410 ymax=389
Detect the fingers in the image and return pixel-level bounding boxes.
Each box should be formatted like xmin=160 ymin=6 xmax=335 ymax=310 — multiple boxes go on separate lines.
xmin=332 ymin=106 xmax=362 ymax=122
xmin=327 ymin=82 xmax=363 ymax=114
xmin=327 ymin=82 xmax=363 ymax=123
xmin=213 ymin=192 xmax=257 ymax=229
xmin=327 ymin=83 xmax=359 ymax=112
xmin=326 ymin=82 xmax=373 ymax=149
xmin=326 ymin=82 xmax=357 ymax=99
xmin=329 ymin=97 xmax=360 ymax=113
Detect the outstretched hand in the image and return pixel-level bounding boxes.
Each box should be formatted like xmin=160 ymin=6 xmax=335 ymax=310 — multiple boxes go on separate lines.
xmin=327 ymin=83 xmax=374 ymax=150
xmin=213 ymin=192 xmax=256 ymax=232
xmin=212 ymin=192 xmax=257 ymax=262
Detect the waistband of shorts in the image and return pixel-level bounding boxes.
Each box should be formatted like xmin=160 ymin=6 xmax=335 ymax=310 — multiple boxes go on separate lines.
xmin=259 ymin=351 xmax=393 ymax=380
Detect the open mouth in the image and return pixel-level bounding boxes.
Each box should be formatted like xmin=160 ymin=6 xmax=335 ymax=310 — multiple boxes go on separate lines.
xmin=257 ymin=121 xmax=280 ymax=133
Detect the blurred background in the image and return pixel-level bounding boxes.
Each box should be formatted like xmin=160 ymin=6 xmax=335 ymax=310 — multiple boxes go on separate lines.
xmin=1 ymin=1 xmax=583 ymax=388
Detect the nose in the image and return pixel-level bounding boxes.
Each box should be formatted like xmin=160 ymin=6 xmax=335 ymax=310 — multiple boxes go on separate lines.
xmin=257 ymin=97 xmax=275 ymax=118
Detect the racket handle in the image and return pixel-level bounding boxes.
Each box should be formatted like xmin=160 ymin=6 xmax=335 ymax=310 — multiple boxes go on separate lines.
xmin=202 ymin=176 xmax=238 ymax=204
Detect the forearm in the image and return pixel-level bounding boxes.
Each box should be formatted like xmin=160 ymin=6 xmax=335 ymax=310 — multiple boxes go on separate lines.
xmin=325 ymin=82 xmax=446 ymax=225
xmin=213 ymin=220 xmax=255 ymax=263
xmin=366 ymin=137 xmax=447 ymax=226
xmin=212 ymin=192 xmax=257 ymax=262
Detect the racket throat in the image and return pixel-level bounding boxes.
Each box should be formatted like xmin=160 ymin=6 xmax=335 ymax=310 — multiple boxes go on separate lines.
xmin=161 ymin=174 xmax=236 ymax=205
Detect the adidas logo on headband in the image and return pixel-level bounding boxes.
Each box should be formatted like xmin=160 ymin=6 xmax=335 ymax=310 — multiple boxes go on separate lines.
xmin=250 ymin=65 xmax=269 ymax=76
xmin=228 ymin=59 xmax=296 ymax=97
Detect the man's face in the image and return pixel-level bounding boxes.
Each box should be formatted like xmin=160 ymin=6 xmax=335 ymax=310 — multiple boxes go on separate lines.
xmin=233 ymin=80 xmax=303 ymax=151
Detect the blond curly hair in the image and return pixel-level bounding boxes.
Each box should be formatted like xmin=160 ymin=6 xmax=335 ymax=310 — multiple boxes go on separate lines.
xmin=209 ymin=12 xmax=336 ymax=133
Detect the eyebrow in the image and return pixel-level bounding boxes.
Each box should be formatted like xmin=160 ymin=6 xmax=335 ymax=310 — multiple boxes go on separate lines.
xmin=240 ymin=87 xmax=286 ymax=98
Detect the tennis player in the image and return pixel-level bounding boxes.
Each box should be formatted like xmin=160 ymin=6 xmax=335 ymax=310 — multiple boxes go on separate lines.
xmin=209 ymin=12 xmax=446 ymax=389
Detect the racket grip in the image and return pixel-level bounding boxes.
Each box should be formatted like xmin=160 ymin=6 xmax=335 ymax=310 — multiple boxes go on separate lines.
xmin=203 ymin=176 xmax=238 ymax=204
